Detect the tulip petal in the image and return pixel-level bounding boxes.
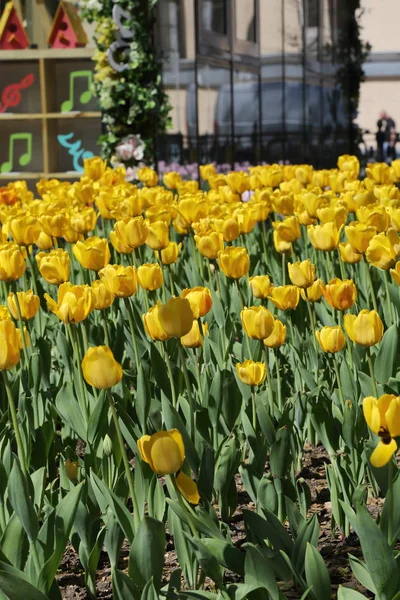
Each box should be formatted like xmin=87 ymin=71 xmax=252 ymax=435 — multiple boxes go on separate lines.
xmin=370 ymin=439 xmax=397 ymax=468
xmin=137 ymin=435 xmax=153 ymax=467
xmin=363 ymin=396 xmax=381 ymax=434
xmin=385 ymin=397 xmax=400 ymax=437
xmin=176 ymin=471 xmax=200 ymax=504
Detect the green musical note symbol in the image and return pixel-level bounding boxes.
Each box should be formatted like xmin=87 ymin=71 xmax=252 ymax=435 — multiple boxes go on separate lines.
xmin=61 ymin=70 xmax=93 ymax=112
xmin=0 ymin=133 xmax=32 ymax=173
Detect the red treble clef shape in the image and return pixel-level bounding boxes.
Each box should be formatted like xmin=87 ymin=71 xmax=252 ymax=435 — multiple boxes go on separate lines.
xmin=0 ymin=73 xmax=35 ymax=114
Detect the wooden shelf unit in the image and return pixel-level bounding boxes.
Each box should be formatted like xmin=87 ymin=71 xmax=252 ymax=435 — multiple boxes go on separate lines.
xmin=0 ymin=47 xmax=101 ymax=186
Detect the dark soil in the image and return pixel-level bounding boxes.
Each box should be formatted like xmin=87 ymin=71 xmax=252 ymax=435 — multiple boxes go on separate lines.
xmin=57 ymin=445 xmax=379 ymax=599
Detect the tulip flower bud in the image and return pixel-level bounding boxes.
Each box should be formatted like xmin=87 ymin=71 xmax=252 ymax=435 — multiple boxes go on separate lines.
xmin=288 ymin=259 xmax=316 ymax=288
xmin=301 ymin=279 xmax=324 ymax=302
xmin=73 ymin=236 xmax=111 ymax=271
xmin=315 ymin=326 xmax=346 ymax=353
xmin=249 ymin=275 xmax=271 ymax=299
xmin=103 ymin=434 xmax=113 ymax=456
xmin=45 ymin=282 xmax=95 ymax=324
xmin=99 ymin=264 xmax=137 ymax=298
xmin=181 ymin=287 xmax=212 ymax=319
xmin=65 ymin=459 xmax=79 ymax=483
xmin=137 ymin=429 xmax=185 ymax=475
xmin=323 ymin=278 xmax=357 ymax=311
xmin=236 ymin=360 xmax=266 ymax=386
xmin=307 ymin=222 xmax=342 ymax=251
xmin=82 ymin=346 xmax=122 ymax=389
xmin=138 ymin=263 xmax=164 ymax=291
xmin=218 ymin=246 xmax=250 ymax=279
xmin=241 ymin=306 xmax=274 ymax=340
xmin=194 ymin=231 xmax=224 ymax=259
xmin=268 ymin=285 xmax=300 ymax=310
xmin=36 ymin=249 xmax=70 ymax=285
xmin=91 ymin=280 xmax=114 ymax=310
xmin=8 ymin=290 xmax=40 ymax=321
xmin=143 ymin=304 xmax=170 ymax=341
xmin=158 ymin=297 xmax=193 ymax=338
xmin=159 ymin=241 xmax=182 ymax=265
xmin=0 ymin=243 xmax=26 ymax=282
xmin=344 ymin=309 xmax=384 ymax=347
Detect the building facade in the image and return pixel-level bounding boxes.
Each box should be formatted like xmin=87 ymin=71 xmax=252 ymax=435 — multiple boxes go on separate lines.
xmin=156 ymin=0 xmax=351 ymax=169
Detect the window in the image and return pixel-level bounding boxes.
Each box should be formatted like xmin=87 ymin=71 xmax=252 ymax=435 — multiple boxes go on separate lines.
xmin=201 ymin=0 xmax=227 ymax=36
xmin=234 ymin=0 xmax=256 ymax=43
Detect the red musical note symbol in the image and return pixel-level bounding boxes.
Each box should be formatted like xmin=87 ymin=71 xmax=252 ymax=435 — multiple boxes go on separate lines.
xmin=0 ymin=74 xmax=35 ymax=114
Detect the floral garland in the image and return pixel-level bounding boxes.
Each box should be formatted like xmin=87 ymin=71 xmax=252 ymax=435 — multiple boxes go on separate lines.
xmin=78 ymin=0 xmax=171 ymax=180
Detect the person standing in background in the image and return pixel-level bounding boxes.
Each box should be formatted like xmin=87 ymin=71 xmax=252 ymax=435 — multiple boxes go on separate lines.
xmin=380 ymin=110 xmax=396 ymax=142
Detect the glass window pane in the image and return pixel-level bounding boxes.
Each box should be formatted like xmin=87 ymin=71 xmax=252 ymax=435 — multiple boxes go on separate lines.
xmin=235 ymin=0 xmax=256 ymax=42
xmin=197 ymin=64 xmax=232 ymax=165
xmin=201 ymin=0 xmax=227 ymax=36
xmin=233 ymin=70 xmax=260 ymax=163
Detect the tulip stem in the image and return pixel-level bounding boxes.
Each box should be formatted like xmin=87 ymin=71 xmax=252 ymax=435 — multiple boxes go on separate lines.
xmin=161 ymin=342 xmax=177 ymax=408
xmin=102 ymin=315 xmax=111 ymax=347
xmin=275 ymin=349 xmax=283 ymax=412
xmin=387 ymin=459 xmax=394 ymax=546
xmin=167 ymin=265 xmax=176 ymax=296
xmin=195 ymin=347 xmax=204 ymax=406
xmin=333 ymin=355 xmax=345 ymax=408
xmin=123 ymin=298 xmax=140 ymax=373
xmin=178 ymin=343 xmax=195 ymax=442
xmin=68 ymin=324 xmax=89 ymax=423
xmin=366 ymin=347 xmax=378 ymax=397
xmin=2 ymin=370 xmax=27 ymax=474
xmin=281 ymin=253 xmax=286 ymax=286
xmin=251 ymin=387 xmax=257 ymax=430
xmin=337 ymin=249 xmax=346 ymax=280
xmin=384 ymin=271 xmax=395 ymax=325
xmin=363 ymin=258 xmax=378 ymax=312
xmin=214 ymin=263 xmax=222 ymax=301
xmin=305 ymin=298 xmax=317 ymax=354
xmin=263 ymin=345 xmax=274 ymax=415
xmin=107 ymin=389 xmax=140 ymax=531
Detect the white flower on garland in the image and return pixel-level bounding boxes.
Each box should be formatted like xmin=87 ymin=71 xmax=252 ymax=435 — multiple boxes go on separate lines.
xmin=80 ymin=0 xmax=102 ymax=11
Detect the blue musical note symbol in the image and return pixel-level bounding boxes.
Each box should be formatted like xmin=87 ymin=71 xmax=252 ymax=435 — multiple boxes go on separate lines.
xmin=57 ymin=133 xmax=94 ymax=172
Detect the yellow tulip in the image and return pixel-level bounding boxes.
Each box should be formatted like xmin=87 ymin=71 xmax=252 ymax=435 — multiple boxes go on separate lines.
xmin=323 ymin=278 xmax=357 ymax=311
xmin=300 ymin=279 xmax=324 ymax=302
xmin=236 ymin=360 xmax=266 ymax=386
xmin=366 ymin=162 xmax=391 ymax=184
xmin=137 ymin=429 xmax=185 ymax=475
xmin=178 ymin=196 xmax=209 ymax=225
xmin=249 ymin=275 xmax=271 ymax=299
xmin=163 ymin=171 xmax=182 ymax=189
xmin=235 ymin=209 xmax=257 ymax=234
xmin=36 ymin=249 xmax=70 ymax=285
xmin=114 ymin=216 xmax=149 ymax=250
xmin=0 ymin=319 xmax=20 ymax=370
xmin=138 ymin=167 xmax=159 ymax=187
xmin=8 ymin=290 xmax=40 ymax=321
xmin=70 ymin=207 xmax=97 ymax=234
xmin=84 ymin=157 xmax=107 ymax=181
xmin=338 ymin=242 xmax=362 ymax=264
xmin=9 ymin=215 xmax=41 ymax=246
xmin=363 ymin=395 xmax=400 ymax=466
xmin=268 ymin=285 xmax=300 ymax=310
xmin=181 ymin=287 xmax=212 ymax=319
xmin=241 ymin=306 xmax=274 ymax=340
xmin=337 ymin=154 xmax=360 ymax=178
xmin=180 ymin=320 xmax=208 ymax=348
xmin=317 ymin=205 xmax=348 ymax=228
xmin=390 ymin=261 xmax=400 ymax=285
xmin=65 ymin=459 xmax=79 ymax=483
xmin=263 ymin=319 xmax=286 ymax=348
xmin=273 ymin=230 xmax=292 ymax=254
xmin=357 ymin=205 xmax=390 ymax=233
xmin=221 ymin=217 xmax=240 ymax=242
xmin=344 ymin=309 xmax=384 ymax=346
xmin=158 ymin=297 xmax=193 ymax=338
xmin=345 ymin=222 xmax=377 ymax=254
xmin=200 ymin=164 xmax=217 ymax=181
xmin=39 ymin=212 xmax=69 ymax=238
xmin=145 ymin=220 xmax=169 ymax=251
xmin=137 ymin=263 xmax=164 ymax=291
xmin=272 ymin=216 xmax=301 ymax=242
xmin=0 ymin=242 xmax=26 ymax=282
xmin=288 ymin=259 xmax=315 ymax=288
xmin=143 ymin=305 xmax=170 ymax=341
xmin=194 ymin=231 xmax=224 ymax=260
xmin=45 ymin=282 xmax=95 ymax=324
xmin=72 ymin=236 xmax=110 ymax=272
xmin=307 ymin=222 xmax=342 ymax=251
xmin=91 ymin=280 xmax=114 ymax=310
xmin=365 ymin=229 xmax=400 ymax=270
xmin=159 ymin=241 xmax=182 ymax=265
xmin=218 ymin=246 xmax=250 ymax=279
xmin=315 ymin=326 xmax=346 ymax=353
xmin=109 ymin=230 xmax=135 ymax=254
xmin=82 ymin=346 xmax=122 ymax=389
xmin=99 ymin=264 xmax=137 ymax=298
